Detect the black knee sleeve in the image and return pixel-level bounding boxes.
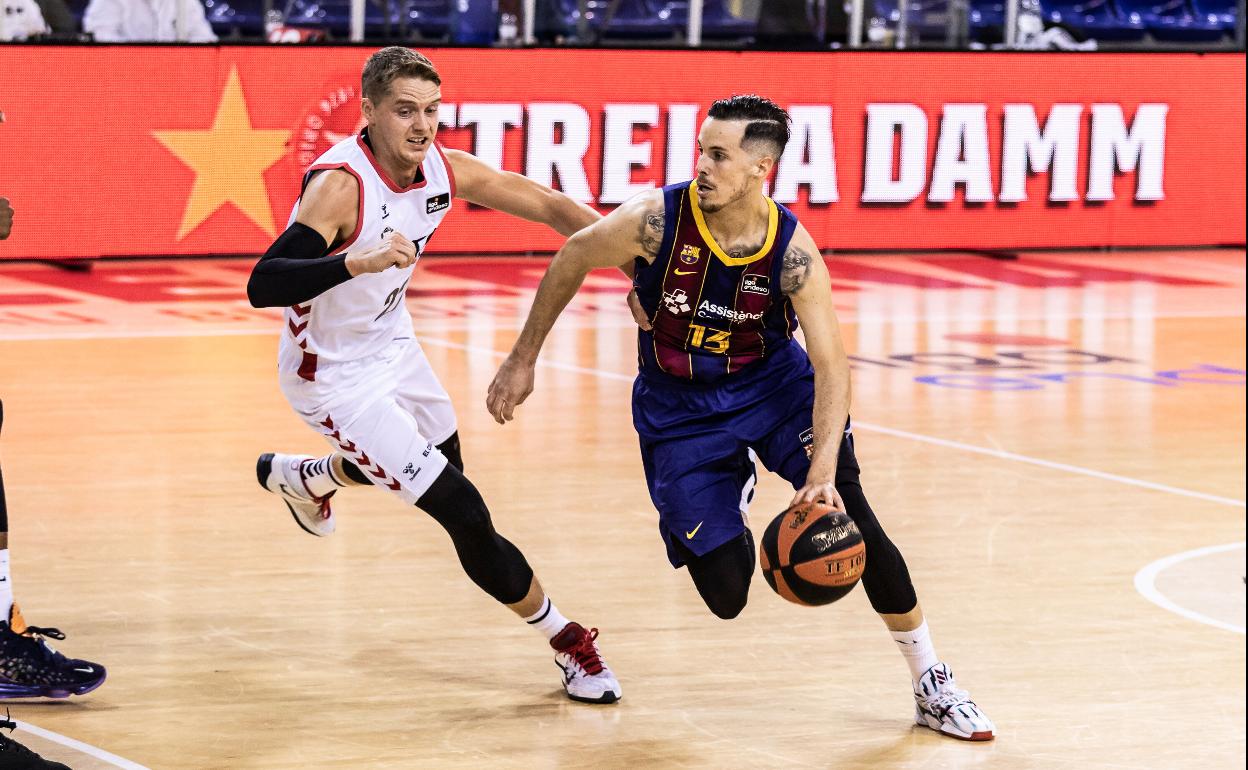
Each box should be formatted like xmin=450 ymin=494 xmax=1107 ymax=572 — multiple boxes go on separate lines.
xmin=836 ymin=479 xmax=918 ymax=615
xmin=416 ymin=465 xmax=533 ymax=605
xmin=681 ymin=531 xmax=755 ymax=620
xmin=436 ymin=432 xmax=464 ymax=473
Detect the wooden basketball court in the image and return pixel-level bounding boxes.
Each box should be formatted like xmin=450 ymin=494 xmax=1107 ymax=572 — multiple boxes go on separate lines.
xmin=0 ymin=249 xmax=1243 ymax=769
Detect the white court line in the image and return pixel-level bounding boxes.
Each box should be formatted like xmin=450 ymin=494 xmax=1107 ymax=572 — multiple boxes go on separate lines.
xmin=13 ymin=720 xmax=150 ymax=770
xmin=1133 ymin=542 xmax=1247 ymax=635
xmin=846 ymin=423 xmax=1247 ymax=509
xmin=417 ymin=335 xmax=1248 ymax=511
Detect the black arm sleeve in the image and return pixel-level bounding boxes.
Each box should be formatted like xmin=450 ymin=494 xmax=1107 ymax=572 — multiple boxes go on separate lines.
xmin=246 ymin=222 xmax=354 ymax=308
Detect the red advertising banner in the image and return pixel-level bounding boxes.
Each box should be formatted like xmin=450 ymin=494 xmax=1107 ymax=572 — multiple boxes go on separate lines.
xmin=0 ymin=47 xmax=1243 ymax=259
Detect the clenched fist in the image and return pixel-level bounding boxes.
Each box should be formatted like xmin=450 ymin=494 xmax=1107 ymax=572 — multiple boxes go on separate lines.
xmin=345 ymin=231 xmax=416 ymax=276
xmin=0 ymin=198 xmax=12 ymax=241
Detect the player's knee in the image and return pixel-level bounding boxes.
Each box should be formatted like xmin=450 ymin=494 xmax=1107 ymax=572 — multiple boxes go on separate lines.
xmin=417 ymin=464 xmax=494 ymax=538
xmin=437 ymin=432 xmax=464 ymax=473
xmin=704 ymin=590 xmax=748 ymax=620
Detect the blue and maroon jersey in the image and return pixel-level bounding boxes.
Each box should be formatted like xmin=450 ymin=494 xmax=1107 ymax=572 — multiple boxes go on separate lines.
xmin=634 ymin=180 xmax=800 ymax=385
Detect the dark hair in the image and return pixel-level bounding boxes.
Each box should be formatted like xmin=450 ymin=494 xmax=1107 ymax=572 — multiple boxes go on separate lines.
xmin=706 ymin=94 xmax=791 ymax=159
xmin=361 ymin=46 xmax=441 ymax=103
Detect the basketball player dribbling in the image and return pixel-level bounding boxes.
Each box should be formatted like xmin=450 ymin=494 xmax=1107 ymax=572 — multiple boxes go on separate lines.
xmin=489 ymin=95 xmax=995 ymax=739
xmin=247 ymin=47 xmax=620 ymax=704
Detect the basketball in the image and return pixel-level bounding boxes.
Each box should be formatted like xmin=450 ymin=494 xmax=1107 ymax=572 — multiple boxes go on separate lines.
xmin=759 ymin=501 xmax=866 ymax=607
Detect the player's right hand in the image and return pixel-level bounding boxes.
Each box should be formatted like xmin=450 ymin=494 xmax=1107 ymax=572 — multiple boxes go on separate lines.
xmin=345 ymin=232 xmax=416 ymax=276
xmin=486 ymin=353 xmax=535 ymax=425
xmin=0 ymin=197 xmax=12 ymax=241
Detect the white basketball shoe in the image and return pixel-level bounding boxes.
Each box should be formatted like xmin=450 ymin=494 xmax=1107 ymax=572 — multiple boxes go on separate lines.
xmin=256 ymin=453 xmax=336 ymax=537
xmin=550 ymin=623 xmax=621 ymax=704
xmin=913 ymin=662 xmax=995 ymax=741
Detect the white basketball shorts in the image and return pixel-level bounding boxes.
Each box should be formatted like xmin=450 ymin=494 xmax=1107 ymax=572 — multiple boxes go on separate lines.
xmin=280 ymin=336 xmax=457 ymax=503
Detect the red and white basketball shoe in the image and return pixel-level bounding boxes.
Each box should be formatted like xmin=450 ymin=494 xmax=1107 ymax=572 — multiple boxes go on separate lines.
xmin=256 ymin=453 xmax=335 ymax=537
xmin=550 ymin=623 xmax=621 ymax=704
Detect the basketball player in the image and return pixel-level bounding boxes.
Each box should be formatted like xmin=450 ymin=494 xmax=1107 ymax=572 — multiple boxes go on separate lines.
xmin=247 ymin=47 xmax=620 ymax=704
xmin=0 ymin=398 xmax=107 ymax=703
xmin=488 ymin=96 xmax=995 ymax=739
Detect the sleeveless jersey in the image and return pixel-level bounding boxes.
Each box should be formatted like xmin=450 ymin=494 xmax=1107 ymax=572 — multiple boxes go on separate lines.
xmin=633 ymin=180 xmax=800 ymax=385
xmin=278 ymin=130 xmax=455 ymax=380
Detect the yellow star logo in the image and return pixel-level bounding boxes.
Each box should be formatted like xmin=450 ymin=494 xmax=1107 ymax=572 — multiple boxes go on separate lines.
xmin=153 ymin=68 xmax=292 ymax=240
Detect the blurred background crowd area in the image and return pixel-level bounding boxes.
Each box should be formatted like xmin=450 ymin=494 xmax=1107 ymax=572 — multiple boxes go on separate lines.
xmin=0 ymin=0 xmax=1243 ymax=51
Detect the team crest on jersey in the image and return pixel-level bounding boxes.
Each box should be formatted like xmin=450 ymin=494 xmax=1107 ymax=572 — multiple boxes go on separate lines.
xmin=742 ymin=274 xmax=770 ymax=295
xmin=426 ymin=193 xmax=450 ymax=214
xmin=679 ymin=244 xmax=702 ymax=265
xmin=662 ymin=289 xmax=691 ymax=315
xmin=800 ymin=427 xmax=814 ymax=459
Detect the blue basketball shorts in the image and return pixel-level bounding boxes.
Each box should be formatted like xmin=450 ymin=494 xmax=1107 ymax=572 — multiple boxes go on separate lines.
xmin=632 ymin=342 xmax=859 ymax=567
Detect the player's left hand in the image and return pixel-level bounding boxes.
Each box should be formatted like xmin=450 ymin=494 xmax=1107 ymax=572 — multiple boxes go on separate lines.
xmin=627 ymin=288 xmax=652 ymax=331
xmin=790 ymin=478 xmax=845 ymax=512
xmin=487 ymin=354 xmax=535 ymax=425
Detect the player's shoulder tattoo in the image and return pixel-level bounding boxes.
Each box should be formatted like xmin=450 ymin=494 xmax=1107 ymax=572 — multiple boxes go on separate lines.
xmin=780 ymin=244 xmax=814 ymax=295
xmin=638 ymin=207 xmax=665 ymax=261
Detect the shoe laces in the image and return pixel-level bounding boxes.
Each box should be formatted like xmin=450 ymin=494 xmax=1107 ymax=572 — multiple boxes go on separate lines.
xmin=567 ymin=627 xmax=605 ymax=676
xmin=5 ymin=624 xmax=70 ymax=665
xmin=926 ymin=684 xmax=972 ymax=712
xmin=22 ymin=625 xmax=66 ymax=642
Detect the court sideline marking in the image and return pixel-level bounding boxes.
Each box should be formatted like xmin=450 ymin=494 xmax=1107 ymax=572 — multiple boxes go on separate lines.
xmin=13 ymin=720 xmax=149 ymax=770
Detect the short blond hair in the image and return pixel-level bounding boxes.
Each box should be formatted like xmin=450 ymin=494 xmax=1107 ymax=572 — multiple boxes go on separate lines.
xmin=362 ymin=47 xmax=441 ymax=102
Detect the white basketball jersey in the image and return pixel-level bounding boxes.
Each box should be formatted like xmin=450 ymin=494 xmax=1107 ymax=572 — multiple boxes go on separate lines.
xmin=279 ymin=131 xmax=454 ymax=380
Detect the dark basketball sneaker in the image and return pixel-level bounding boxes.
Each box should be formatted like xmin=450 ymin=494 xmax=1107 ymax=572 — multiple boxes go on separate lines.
xmin=550 ymin=623 xmax=621 ymax=704
xmin=0 ymin=607 xmax=106 ymax=699
xmin=0 ymin=713 xmax=71 ymax=769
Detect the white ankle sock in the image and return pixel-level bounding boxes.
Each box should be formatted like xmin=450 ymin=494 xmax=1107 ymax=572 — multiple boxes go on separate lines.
xmin=891 ymin=621 xmax=940 ymax=681
xmin=523 ymin=597 xmax=570 ymax=641
xmin=300 ymin=455 xmax=346 ymax=498
xmin=0 ymin=549 xmax=12 ymax=623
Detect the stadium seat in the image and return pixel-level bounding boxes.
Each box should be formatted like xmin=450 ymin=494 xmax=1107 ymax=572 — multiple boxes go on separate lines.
xmin=871 ymin=0 xmax=958 ymax=42
xmin=968 ymin=0 xmax=1005 ymax=42
xmin=1035 ymin=0 xmax=1147 ymax=40
xmin=1112 ymin=0 xmax=1222 ymax=40
xmin=662 ymin=0 xmax=758 ymax=39
xmin=282 ymin=0 xmax=449 ymax=40
xmin=554 ymin=0 xmax=676 ymax=38
xmin=204 ymin=0 xmax=267 ymax=37
xmin=1187 ymin=0 xmax=1237 ymax=30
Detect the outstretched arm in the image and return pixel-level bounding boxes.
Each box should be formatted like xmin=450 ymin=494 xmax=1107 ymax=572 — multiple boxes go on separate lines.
xmin=445 ymin=149 xmax=600 ymax=236
xmin=486 ymin=188 xmax=665 ymax=424
xmin=784 ymin=225 xmax=851 ymax=510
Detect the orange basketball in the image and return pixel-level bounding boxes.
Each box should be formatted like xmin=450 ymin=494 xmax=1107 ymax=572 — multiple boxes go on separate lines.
xmin=759 ymin=500 xmax=866 ymax=606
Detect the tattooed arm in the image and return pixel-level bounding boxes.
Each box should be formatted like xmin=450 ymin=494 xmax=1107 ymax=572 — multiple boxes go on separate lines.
xmin=487 ymin=188 xmax=664 ymax=424
xmin=784 ymin=225 xmax=851 ymax=511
